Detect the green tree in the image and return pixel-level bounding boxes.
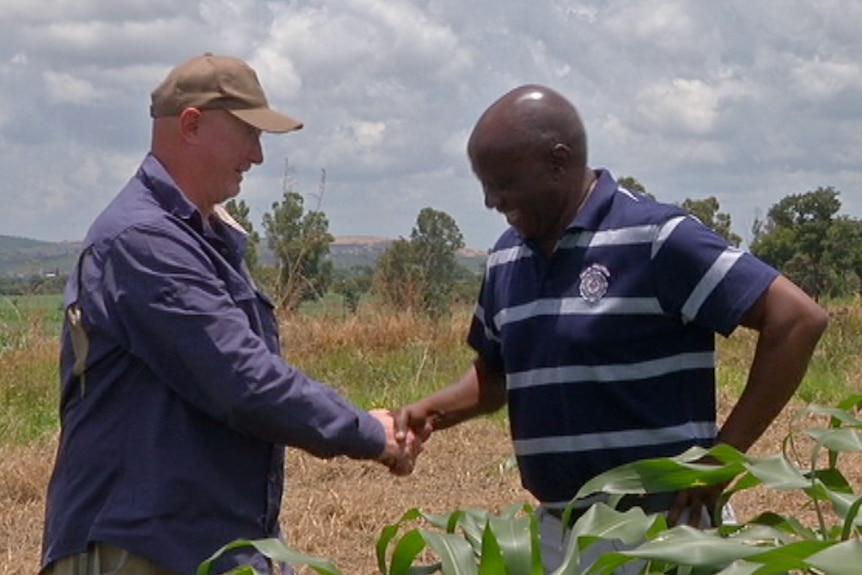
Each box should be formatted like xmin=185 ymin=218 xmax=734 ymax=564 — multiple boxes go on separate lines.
xmin=680 ymin=196 xmax=742 ymax=247
xmin=262 ymin=190 xmax=334 ymax=311
xmin=822 ymin=215 xmax=862 ymax=296
xmin=411 ymin=207 xmax=465 ymax=316
xmin=751 ymin=187 xmax=843 ymax=299
xmin=374 ymin=207 xmax=465 ymax=317
xmin=374 ymin=238 xmax=423 ymax=311
xmin=223 ymin=199 xmax=261 ymax=278
xmin=618 ymin=175 xmax=653 ymax=199
xmin=333 ymin=266 xmax=373 ymax=314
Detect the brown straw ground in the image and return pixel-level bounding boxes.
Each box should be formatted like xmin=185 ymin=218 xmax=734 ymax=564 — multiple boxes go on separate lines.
xmin=1 ymin=397 xmax=859 ymax=575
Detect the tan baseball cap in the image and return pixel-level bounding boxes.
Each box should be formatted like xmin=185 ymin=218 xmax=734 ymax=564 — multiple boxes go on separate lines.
xmin=150 ymin=53 xmax=303 ymax=133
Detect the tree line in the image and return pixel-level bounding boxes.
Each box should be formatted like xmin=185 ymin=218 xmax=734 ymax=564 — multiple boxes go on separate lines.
xmin=3 ymin=176 xmax=859 ymax=306
xmin=225 ymin=177 xmax=477 ymax=318
xmin=232 ymin=175 xmax=860 ymax=315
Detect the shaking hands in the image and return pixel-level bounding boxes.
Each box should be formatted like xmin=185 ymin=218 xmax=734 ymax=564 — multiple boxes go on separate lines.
xmin=370 ymin=405 xmax=435 ymax=476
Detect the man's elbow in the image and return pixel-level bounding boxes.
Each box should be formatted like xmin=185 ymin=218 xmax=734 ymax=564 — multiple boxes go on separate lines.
xmin=766 ymin=276 xmax=830 ymax=347
xmin=478 ymin=383 xmax=508 ymax=415
xmin=799 ymin=299 xmax=829 ymax=346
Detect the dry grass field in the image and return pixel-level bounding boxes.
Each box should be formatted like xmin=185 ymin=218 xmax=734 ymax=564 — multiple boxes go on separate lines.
xmin=0 ymin=398 xmax=849 ymax=575
xmin=2 ymin=300 xmax=862 ymax=574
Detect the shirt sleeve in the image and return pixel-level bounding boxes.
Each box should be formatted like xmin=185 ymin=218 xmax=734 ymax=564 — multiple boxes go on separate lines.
xmin=466 ymin=274 xmax=505 ymax=372
xmin=650 ymin=215 xmax=779 ymax=336
xmin=87 ymin=223 xmax=385 ymax=460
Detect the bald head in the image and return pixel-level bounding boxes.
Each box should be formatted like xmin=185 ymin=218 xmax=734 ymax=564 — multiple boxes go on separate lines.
xmin=467 ymin=84 xmax=588 ymax=168
xmin=466 ymin=85 xmax=594 ymax=252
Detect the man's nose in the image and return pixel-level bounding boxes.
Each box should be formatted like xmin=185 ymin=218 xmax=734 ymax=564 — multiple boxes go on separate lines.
xmin=250 ymin=137 xmax=263 ymax=165
xmin=484 ymin=188 xmax=502 ymax=210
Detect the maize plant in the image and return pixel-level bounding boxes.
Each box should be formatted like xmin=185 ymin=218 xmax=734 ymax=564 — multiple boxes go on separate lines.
xmin=199 ymin=395 xmax=862 ymax=575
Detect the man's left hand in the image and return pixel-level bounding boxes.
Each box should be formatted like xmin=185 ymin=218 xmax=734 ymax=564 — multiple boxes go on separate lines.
xmin=667 ymin=483 xmax=725 ymax=527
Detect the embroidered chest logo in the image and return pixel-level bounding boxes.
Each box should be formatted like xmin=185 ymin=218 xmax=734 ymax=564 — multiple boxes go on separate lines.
xmin=578 ymin=263 xmax=610 ymax=303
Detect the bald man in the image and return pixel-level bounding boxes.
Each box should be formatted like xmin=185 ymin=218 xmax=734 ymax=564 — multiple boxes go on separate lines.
xmin=395 ymin=85 xmax=827 ymax=572
xmin=41 ymin=54 xmax=417 ymax=575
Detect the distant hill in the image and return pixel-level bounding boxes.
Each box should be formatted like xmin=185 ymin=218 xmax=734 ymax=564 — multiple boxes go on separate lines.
xmin=0 ymin=234 xmax=487 ymax=278
xmin=326 ymin=236 xmax=487 ymax=273
xmin=0 ymin=235 xmax=82 ymax=277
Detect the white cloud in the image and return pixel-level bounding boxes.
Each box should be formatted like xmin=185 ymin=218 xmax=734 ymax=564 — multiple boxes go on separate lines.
xmin=351 ymin=121 xmax=387 ymax=148
xmin=0 ymin=0 xmax=860 ymax=251
xmin=792 ymin=59 xmax=862 ymax=101
xmin=0 ymin=0 xmax=195 ymax=26
xmin=638 ymin=78 xmax=722 ymax=135
xmin=634 ymin=73 xmax=755 ymax=137
xmin=43 ymin=70 xmax=105 ymax=105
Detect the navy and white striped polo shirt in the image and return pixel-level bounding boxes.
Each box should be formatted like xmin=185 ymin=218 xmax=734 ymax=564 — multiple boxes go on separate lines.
xmin=467 ymin=169 xmax=779 ymax=507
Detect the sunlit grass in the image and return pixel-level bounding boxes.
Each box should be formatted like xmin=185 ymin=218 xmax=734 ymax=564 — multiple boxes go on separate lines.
xmin=0 ymin=337 xmax=58 ymax=444
xmin=717 ymin=301 xmax=862 ymax=405
xmin=2 ymin=294 xmax=861 ymax=445
xmin=282 ymin=303 xmax=477 ymax=408
xmin=0 ymin=294 xmax=63 ymax=353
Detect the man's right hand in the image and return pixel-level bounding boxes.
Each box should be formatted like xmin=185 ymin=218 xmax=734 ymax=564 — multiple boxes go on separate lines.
xmin=392 ymin=403 xmax=436 ymax=446
xmin=370 ymin=408 xmax=424 ymax=476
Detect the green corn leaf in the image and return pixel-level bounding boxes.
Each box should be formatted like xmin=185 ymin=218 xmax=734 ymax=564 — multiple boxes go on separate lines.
xmin=420 ymin=529 xmax=479 ymax=575
xmin=718 ymin=471 xmax=764 ymax=514
xmin=803 ymin=401 xmax=862 ymax=468
xmin=550 ymin=505 xmax=668 ymax=575
xmin=196 ymin=538 xmax=341 ymax=575
xmin=803 ymin=404 xmax=862 ymax=428
xmin=498 ymin=501 xmax=534 ymax=520
xmin=740 ymin=454 xmax=810 ymax=490
xmin=724 ymin=523 xmax=799 ymax=546
xmin=478 ymin=522 xmax=506 ymax=575
xmin=579 ymin=547 xmax=640 ymax=575
xmin=390 ymin=529 xmax=429 ymax=575
xmin=588 ymin=526 xmax=765 ymax=573
xmin=835 ymin=395 xmax=862 ymax=413
xmin=805 ymin=539 xmax=862 ymax=575
xmin=743 ymin=512 xmax=817 ymax=540
xmin=487 ymin=514 xmax=535 ymax=575
xmin=805 ymin=427 xmax=862 ymax=453
xmin=456 ymin=510 xmax=491 ymax=551
xmin=378 ymin=508 xmax=425 ymax=574
xmin=575 ymin=447 xmax=742 ymax=500
xmin=743 ymin=539 xmax=833 ymax=572
xmin=425 ymin=510 xmax=462 ymax=532
xmin=807 ymin=467 xmax=854 ymax=493
xmin=571 ymin=504 xmax=667 ymax=545
xmin=815 ymin=489 xmax=862 ymax=536
xmin=710 ymin=559 xmax=762 ymax=575
xmin=841 ymin=496 xmax=862 ymax=539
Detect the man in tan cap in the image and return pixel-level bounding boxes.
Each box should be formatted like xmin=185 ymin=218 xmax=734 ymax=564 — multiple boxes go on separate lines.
xmin=40 ymin=53 xmax=418 ymax=575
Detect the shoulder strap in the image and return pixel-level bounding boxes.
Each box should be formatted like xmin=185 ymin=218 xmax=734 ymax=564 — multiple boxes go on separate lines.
xmin=66 ymin=246 xmax=94 ymax=397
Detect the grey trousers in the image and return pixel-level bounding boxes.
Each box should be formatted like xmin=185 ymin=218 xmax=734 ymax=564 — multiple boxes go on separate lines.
xmin=42 ymin=544 xmax=182 ymax=575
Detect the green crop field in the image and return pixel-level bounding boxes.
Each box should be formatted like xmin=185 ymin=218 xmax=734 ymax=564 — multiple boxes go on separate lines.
xmin=2 ymin=294 xmax=862 ymax=574
xmin=2 ymin=293 xmax=861 ymax=446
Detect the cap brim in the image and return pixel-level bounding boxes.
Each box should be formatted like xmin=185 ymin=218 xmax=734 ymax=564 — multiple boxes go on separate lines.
xmin=228 ymin=108 xmax=303 ymax=133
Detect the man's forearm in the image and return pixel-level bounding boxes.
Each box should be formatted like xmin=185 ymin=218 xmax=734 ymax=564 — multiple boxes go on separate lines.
xmin=419 ymin=358 xmax=507 ymax=431
xmin=719 ymin=275 xmax=828 ymax=452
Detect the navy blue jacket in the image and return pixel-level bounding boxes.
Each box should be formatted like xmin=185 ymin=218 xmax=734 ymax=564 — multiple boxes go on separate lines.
xmin=41 ymin=154 xmax=385 ymax=574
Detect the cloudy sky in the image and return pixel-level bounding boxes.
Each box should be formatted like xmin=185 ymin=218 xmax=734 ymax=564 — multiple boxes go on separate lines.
xmin=2 ymin=0 xmax=860 ymax=250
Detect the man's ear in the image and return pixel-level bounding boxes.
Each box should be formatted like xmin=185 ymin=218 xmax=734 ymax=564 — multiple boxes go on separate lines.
xmin=549 ymin=143 xmax=571 ymax=171
xmin=178 ymin=107 xmax=203 ymax=142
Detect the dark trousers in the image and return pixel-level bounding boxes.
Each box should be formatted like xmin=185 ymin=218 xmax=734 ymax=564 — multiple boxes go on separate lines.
xmin=41 ymin=544 xmax=181 ymax=575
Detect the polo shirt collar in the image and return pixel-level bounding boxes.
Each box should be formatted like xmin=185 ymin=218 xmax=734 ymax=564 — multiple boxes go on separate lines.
xmin=565 ymin=168 xmax=617 ymax=232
